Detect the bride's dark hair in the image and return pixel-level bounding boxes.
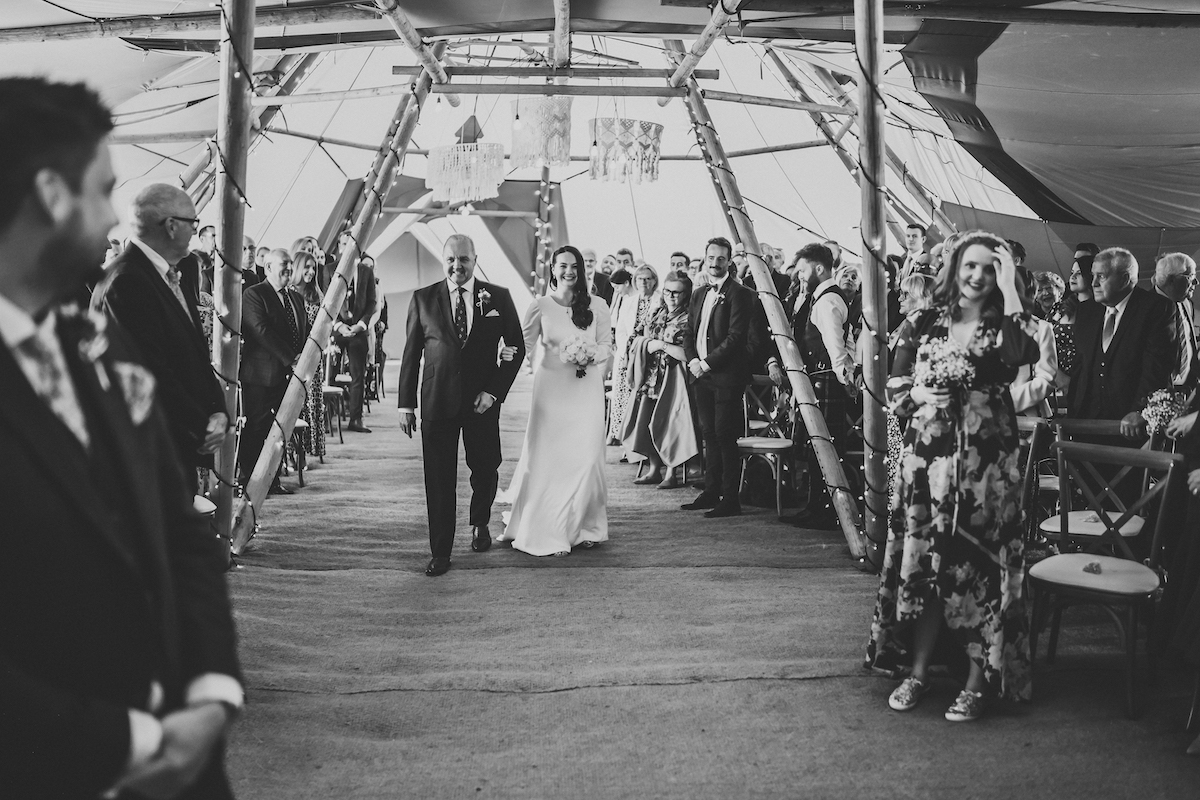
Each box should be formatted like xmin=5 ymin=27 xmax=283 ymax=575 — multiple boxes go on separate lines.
xmin=550 ymin=245 xmax=594 ymax=330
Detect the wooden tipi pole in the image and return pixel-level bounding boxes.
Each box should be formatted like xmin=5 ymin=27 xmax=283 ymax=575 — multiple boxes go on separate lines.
xmin=229 ymin=44 xmax=447 ymax=552
xmin=211 ymin=0 xmax=257 ymax=547
xmin=665 ymin=40 xmax=866 ymax=562
xmin=853 ymin=0 xmax=889 ymax=571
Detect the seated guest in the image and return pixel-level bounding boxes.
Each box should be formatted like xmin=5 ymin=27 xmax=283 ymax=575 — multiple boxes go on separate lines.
xmin=240 ymin=249 xmax=310 ymax=494
xmin=623 ymin=272 xmax=701 ymax=488
xmin=682 ymin=237 xmax=756 ymax=518
xmin=1153 ymin=252 xmax=1199 ymax=396
xmin=1068 ymin=247 xmax=1177 ymax=437
xmin=91 ymin=183 xmax=228 ymax=476
xmin=784 ymin=243 xmax=857 ymax=530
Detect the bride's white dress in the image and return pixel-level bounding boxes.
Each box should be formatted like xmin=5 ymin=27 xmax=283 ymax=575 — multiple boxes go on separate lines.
xmin=499 ymin=294 xmax=612 ymax=555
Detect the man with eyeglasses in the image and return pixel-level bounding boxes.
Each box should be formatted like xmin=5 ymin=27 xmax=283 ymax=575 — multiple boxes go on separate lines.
xmin=1154 ymin=252 xmax=1199 ymax=395
xmin=92 ymin=183 xmax=229 ymax=476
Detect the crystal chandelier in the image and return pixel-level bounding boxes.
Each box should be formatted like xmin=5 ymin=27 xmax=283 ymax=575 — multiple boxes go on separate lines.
xmin=588 ymin=117 xmax=664 ymax=184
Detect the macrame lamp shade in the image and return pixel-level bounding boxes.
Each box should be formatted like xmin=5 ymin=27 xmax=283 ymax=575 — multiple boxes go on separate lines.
xmin=511 ymin=97 xmax=573 ymax=168
xmin=588 ymin=117 xmax=664 ymax=184
xmin=426 ymin=142 xmax=506 ymax=205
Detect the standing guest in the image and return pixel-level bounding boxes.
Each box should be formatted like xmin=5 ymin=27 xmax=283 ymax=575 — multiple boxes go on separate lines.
xmin=105 ymin=236 xmax=122 ymax=263
xmin=397 ymin=234 xmax=525 ymax=576
xmin=241 ymin=235 xmax=262 ymax=287
xmin=1164 ymin=392 xmax=1200 ymax=756
xmin=91 ymin=183 xmax=227 ymax=476
xmin=609 ymin=264 xmax=659 ymax=452
xmin=1153 ymin=252 xmax=1199 ymax=396
xmin=291 ymin=250 xmax=325 ymax=460
xmin=1067 ymin=253 xmax=1094 ymax=308
xmin=254 ymin=245 xmax=270 ymax=283
xmin=899 ymin=223 xmax=930 ymax=280
xmin=1010 ymin=301 xmax=1060 ymax=417
xmin=193 ymin=224 xmax=216 ymax=295
xmin=688 ymin=257 xmax=710 ymax=289
xmin=784 ymin=243 xmax=857 ymax=529
xmin=366 ymin=273 xmax=387 ymax=402
xmin=332 ymin=252 xmax=378 ymax=433
xmin=880 ymin=273 xmax=936 ymax=490
xmin=599 ymin=253 xmax=617 ymax=276
xmin=744 ymin=245 xmax=791 ymax=298
xmin=732 ymin=242 xmax=750 ymax=281
xmin=1074 ymin=241 xmax=1100 ymax=261
xmin=0 ymin=74 xmax=242 ymax=800
xmin=836 ymin=262 xmax=863 ymax=344
xmin=1034 ymin=270 xmax=1076 ymax=388
xmin=1007 ymin=239 xmax=1033 ymax=298
xmin=239 ymin=248 xmax=310 ymax=494
xmin=867 ymin=232 xmax=1039 ymax=722
xmin=624 ymin=271 xmax=700 ymax=488
xmin=681 ymin=237 xmax=756 ymax=518
xmin=669 ymin=251 xmax=690 ymax=273
xmin=930 ymin=242 xmax=945 ymax=272
xmin=582 ymin=247 xmax=614 ymax=304
xmin=824 ymin=239 xmax=845 ymax=272
xmin=1032 ymin=270 xmax=1064 ymax=319
xmin=1068 ymin=247 xmax=1177 ymax=437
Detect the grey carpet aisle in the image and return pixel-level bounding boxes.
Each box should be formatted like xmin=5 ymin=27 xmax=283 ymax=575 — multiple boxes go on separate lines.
xmin=226 ymin=365 xmax=1199 ymax=799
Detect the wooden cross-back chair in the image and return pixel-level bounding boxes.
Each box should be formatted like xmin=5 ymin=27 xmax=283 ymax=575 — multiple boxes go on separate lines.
xmin=1028 ymin=440 xmax=1186 ymax=718
xmin=737 ymin=375 xmax=794 ymax=517
xmin=1016 ymin=416 xmax=1053 ymax=550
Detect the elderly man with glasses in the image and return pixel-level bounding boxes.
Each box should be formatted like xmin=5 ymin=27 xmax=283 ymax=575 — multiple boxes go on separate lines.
xmin=1154 ymin=252 xmax=1199 ymax=395
xmin=92 ymin=183 xmax=228 ymax=476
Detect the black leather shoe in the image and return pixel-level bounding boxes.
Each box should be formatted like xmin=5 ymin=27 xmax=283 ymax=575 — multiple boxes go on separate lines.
xmin=425 ymin=557 xmax=451 ymax=576
xmin=471 ymin=525 xmax=492 ymax=552
xmin=347 ymin=421 xmax=372 ymax=433
xmin=704 ymin=503 xmax=742 ymax=519
xmin=681 ymin=492 xmax=720 ymax=511
xmin=268 ymin=482 xmax=294 ymax=496
xmin=784 ymin=507 xmax=839 ymax=529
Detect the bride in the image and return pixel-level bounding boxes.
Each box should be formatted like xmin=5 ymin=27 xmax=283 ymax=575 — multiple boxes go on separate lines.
xmin=499 ymin=245 xmax=612 ymax=556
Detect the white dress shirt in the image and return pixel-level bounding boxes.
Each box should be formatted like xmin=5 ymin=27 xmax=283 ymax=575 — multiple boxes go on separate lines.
xmin=809 ymin=278 xmax=855 ymax=386
xmin=696 ymin=273 xmax=731 ymax=364
xmin=1102 ymin=289 xmax=1133 ymax=352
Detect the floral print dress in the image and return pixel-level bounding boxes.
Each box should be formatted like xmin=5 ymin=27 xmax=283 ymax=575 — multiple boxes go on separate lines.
xmin=866 ymin=308 xmax=1040 ymax=702
xmin=300 ymin=296 xmax=326 ymax=459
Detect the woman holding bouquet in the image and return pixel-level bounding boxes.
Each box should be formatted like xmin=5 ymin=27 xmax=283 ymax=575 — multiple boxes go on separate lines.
xmin=866 ymin=231 xmax=1041 ymax=722
xmin=500 ymin=245 xmax=612 ymax=556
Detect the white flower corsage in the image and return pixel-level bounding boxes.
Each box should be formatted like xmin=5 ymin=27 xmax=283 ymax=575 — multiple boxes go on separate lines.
xmin=112 ymin=361 xmax=157 ymax=426
xmin=476 ymin=287 xmax=492 ymax=314
xmin=60 ymin=302 xmax=111 ymax=390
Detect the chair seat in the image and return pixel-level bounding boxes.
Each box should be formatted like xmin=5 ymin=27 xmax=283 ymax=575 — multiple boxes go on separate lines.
xmin=1038 ymin=475 xmax=1059 ymax=493
xmin=334 ymin=374 xmax=352 ymax=385
xmin=1029 ymin=553 xmax=1161 ymax=596
xmin=1038 ymin=510 xmax=1144 ymax=538
xmin=737 ymin=437 xmax=792 ymax=452
xmin=748 ymin=419 xmax=771 ymax=432
xmin=192 ymin=495 xmax=217 ymax=515
xmin=293 ymin=419 xmax=309 ymax=430
xmin=322 ymin=386 xmax=342 ymax=397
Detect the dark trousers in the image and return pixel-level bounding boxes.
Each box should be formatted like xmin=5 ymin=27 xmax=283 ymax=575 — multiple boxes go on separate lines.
xmin=693 ymin=377 xmax=746 ymax=504
xmin=239 ymin=380 xmax=287 ymax=480
xmin=421 ymin=404 xmax=502 ymax=559
xmin=805 ymin=376 xmax=850 ymax=510
xmin=338 ymin=331 xmax=369 ymax=423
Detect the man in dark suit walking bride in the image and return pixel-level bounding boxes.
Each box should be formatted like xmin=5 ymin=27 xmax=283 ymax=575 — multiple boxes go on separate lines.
xmin=398 ymin=234 xmax=525 ymax=576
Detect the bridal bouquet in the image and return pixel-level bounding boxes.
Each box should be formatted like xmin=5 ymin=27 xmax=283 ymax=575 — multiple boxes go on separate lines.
xmin=1142 ymin=388 xmax=1185 ymax=434
xmin=560 ymin=335 xmax=598 ymax=378
xmin=912 ymin=336 xmax=976 ymax=392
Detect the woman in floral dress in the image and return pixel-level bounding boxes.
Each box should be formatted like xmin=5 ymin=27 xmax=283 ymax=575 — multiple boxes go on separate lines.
xmin=292 ymin=251 xmax=326 ymax=459
xmin=866 ymin=231 xmax=1040 ymax=722
xmin=607 ymin=265 xmax=659 ymax=449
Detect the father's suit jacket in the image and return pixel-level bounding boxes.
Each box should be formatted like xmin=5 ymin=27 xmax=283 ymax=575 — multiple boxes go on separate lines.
xmin=684 ymin=276 xmax=757 ymax=387
xmin=397 ymin=280 xmax=524 ymax=420
xmin=0 ymin=318 xmax=240 ymax=799
xmin=91 ymin=243 xmax=226 ymax=467
xmin=1068 ymin=286 xmax=1177 ymax=420
xmin=241 ymin=282 xmax=310 ymax=388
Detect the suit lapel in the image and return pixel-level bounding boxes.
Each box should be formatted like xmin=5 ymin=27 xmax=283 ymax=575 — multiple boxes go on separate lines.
xmin=1106 ymin=290 xmax=1142 ymax=355
xmin=131 ymin=251 xmax=205 ymax=345
xmin=0 ymin=338 xmax=142 ymax=578
xmin=465 ymin=282 xmax=489 ymax=346
xmin=434 ymin=282 xmax=458 ymax=342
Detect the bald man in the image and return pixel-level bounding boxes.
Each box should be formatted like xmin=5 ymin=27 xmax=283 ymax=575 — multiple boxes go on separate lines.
xmin=92 ymin=183 xmax=228 ymax=473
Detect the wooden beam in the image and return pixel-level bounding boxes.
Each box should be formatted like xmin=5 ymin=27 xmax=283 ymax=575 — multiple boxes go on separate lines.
xmin=231 ymin=42 xmax=448 ymax=554
xmin=381 ymin=207 xmax=538 ymax=219
xmin=391 ymin=66 xmax=719 ymax=79
xmin=552 ymin=0 xmax=571 ymax=68
xmin=666 ymin=39 xmax=867 ymax=561
xmin=853 ymin=0 xmax=888 ymax=572
xmin=252 ymin=83 xmax=410 ymax=107
xmin=659 ymin=3 xmax=735 ymax=106
xmin=211 ymin=0 xmax=257 ymax=551
xmin=703 ymin=89 xmax=853 ymax=117
xmin=0 ymin=1 xmax=373 ymax=44
xmin=430 ymin=84 xmax=686 ymax=97
xmin=372 ymin=0 xmax=459 ymax=107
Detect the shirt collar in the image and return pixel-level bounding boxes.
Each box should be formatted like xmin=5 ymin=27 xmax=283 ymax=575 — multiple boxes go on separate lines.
xmin=129 ymin=236 xmax=172 ymax=279
xmin=815 ymin=277 xmax=838 ymax=293
xmin=1109 ymin=288 xmax=1134 ymax=316
xmin=710 ymin=273 xmax=730 ymax=293
xmin=447 ymin=277 xmax=476 ymax=297
xmin=0 ymin=290 xmax=56 ymax=353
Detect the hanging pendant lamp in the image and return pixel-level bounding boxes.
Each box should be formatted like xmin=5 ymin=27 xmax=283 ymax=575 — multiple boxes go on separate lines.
xmin=511 ymin=96 xmax=574 ymax=169
xmin=427 ymin=141 xmax=506 ymax=204
xmin=588 ymin=117 xmax=664 ymax=184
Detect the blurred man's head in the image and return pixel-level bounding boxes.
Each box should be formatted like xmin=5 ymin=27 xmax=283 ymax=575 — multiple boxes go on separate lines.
xmin=0 ymin=77 xmax=117 ymax=312
xmin=198 ymin=225 xmax=216 ymax=254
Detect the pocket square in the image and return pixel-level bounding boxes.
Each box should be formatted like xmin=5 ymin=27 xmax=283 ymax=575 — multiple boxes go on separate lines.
xmin=485 ymin=309 xmax=501 ymax=317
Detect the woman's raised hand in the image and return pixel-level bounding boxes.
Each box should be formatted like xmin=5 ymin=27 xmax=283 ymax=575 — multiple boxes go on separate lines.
xmin=993 ymin=243 xmax=1019 ymax=296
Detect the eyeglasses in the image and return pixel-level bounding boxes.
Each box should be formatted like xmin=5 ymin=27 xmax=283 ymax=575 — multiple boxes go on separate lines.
xmin=163 ymin=216 xmax=200 ymax=231
xmin=662 ymin=288 xmax=685 ymax=297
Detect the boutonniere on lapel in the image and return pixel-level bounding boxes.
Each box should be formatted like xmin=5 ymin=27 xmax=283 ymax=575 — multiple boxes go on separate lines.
xmin=714 ymin=291 xmax=727 ymax=307
xmin=59 ymin=302 xmax=110 ymax=390
xmin=477 ymin=287 xmax=499 ymax=317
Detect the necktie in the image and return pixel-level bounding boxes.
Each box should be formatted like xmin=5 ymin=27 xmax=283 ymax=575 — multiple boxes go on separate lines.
xmin=165 ymin=267 xmax=192 ymax=317
xmin=454 ymin=287 xmax=468 ymax=347
xmin=280 ymin=291 xmax=302 ymax=353
xmin=16 ymin=331 xmax=90 ymax=449
xmin=1102 ymin=307 xmax=1117 ymax=352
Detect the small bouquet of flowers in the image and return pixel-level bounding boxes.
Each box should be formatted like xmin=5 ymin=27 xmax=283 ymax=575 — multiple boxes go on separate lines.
xmin=912 ymin=337 xmax=975 ymax=418
xmin=1141 ymin=388 xmax=1185 ymax=434
xmin=560 ymin=335 xmax=598 ymax=378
